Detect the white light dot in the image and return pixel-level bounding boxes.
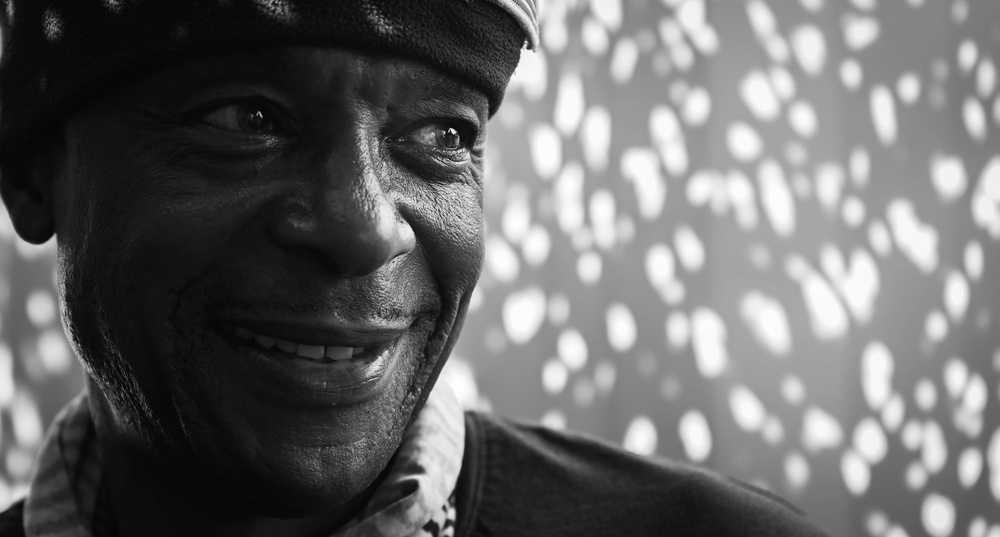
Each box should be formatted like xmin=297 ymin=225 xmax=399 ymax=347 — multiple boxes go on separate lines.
xmin=924 ymin=310 xmax=948 ymax=342
xmin=963 ymin=97 xmax=988 ymax=143
xmin=739 ymin=291 xmax=791 ymax=356
xmin=623 ymin=415 xmax=658 ymax=456
xmin=594 ymin=361 xmax=616 ymax=394
xmin=803 ymin=406 xmax=843 ymax=452
xmin=969 ymin=518 xmax=987 ymax=537
xmin=921 ymin=493 xmax=955 ymax=537
xmin=730 ymin=385 xmax=766 ymax=432
xmin=781 ymin=375 xmax=806 ymax=405
xmin=930 ymin=154 xmax=967 ymax=202
xmin=850 ymin=147 xmax=871 ymax=188
xmin=540 ymin=409 xmax=566 ymax=430
xmin=580 ymin=106 xmax=612 ymax=172
xmin=843 ymin=14 xmax=879 ymax=51
xmin=962 ymin=373 xmax=987 ymax=415
xmin=840 ymin=58 xmax=863 ymax=90
xmin=37 ymin=329 xmax=71 ymax=375
xmin=788 ymin=100 xmax=818 ymax=137
xmin=757 ymin=159 xmax=796 ymax=237
xmin=621 ymin=146 xmax=668 ymax=219
xmin=11 ymin=392 xmax=42 ymax=447
xmin=610 ymin=37 xmax=640 ymax=84
xmin=542 ymin=359 xmax=568 ymax=395
xmin=870 ymin=85 xmax=898 ymax=145
xmin=581 ymin=16 xmax=609 ymax=56
xmin=785 ymin=452 xmax=810 ymax=490
xmin=577 ymin=251 xmax=602 ymax=285
xmin=853 ymin=418 xmax=888 ymax=464
xmin=25 ymin=290 xmax=56 ymax=328
xmin=964 ymin=241 xmax=984 ymax=281
xmin=521 ymin=225 xmax=551 ymax=266
xmin=589 ymin=0 xmax=622 ymax=31
xmin=554 ymin=71 xmax=585 ymax=136
xmin=590 ymin=189 xmax=617 ymax=251
xmin=906 ymin=461 xmax=928 ymax=490
xmin=682 ymin=86 xmax=712 ymax=126
xmin=727 ymin=122 xmax=764 ymax=162
xmin=762 ymin=416 xmax=784 ymax=445
xmin=673 ymin=225 xmax=705 ymax=272
xmin=679 ymin=410 xmax=712 ymax=462
xmin=977 ymin=57 xmax=996 ymax=98
xmin=665 ymin=311 xmax=690 ymax=349
xmin=914 ymin=378 xmax=937 ymax=411
xmin=881 ymin=392 xmax=905 ymax=433
xmin=801 ymin=272 xmax=848 ymax=340
xmin=868 ymin=220 xmax=892 ymax=257
xmin=790 ymin=25 xmax=826 ymax=76
xmin=502 ymin=287 xmax=546 ymax=345
xmin=861 ymin=341 xmax=894 ymax=411
xmin=958 ymin=39 xmax=978 ymax=73
xmin=529 ymin=124 xmax=562 ymax=180
xmin=741 ymin=70 xmax=781 ymax=121
xmin=548 ymin=294 xmax=569 ymax=326
xmin=691 ymin=308 xmax=729 ymax=378
xmin=958 ymin=447 xmax=983 ymax=488
xmin=486 ymin=235 xmax=519 ymax=283
xmin=842 ymin=196 xmax=866 ymax=227
xmin=606 ymin=303 xmax=637 ymax=353
xmin=897 ymin=72 xmax=922 ymax=105
xmin=841 ymin=449 xmax=870 ymax=495
xmin=746 ymin=0 xmax=777 ymax=38
xmin=866 ymin=512 xmax=890 ymax=536
xmin=558 ymin=329 xmax=588 ymax=372
xmin=573 ymin=377 xmax=595 ymax=407
xmin=944 ymin=271 xmax=969 ymax=322
xmin=922 ymin=420 xmax=947 ymax=474
xmin=943 ymin=357 xmax=969 ymax=399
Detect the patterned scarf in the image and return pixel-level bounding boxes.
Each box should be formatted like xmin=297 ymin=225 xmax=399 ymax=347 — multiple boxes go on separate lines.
xmin=22 ymin=385 xmax=465 ymax=537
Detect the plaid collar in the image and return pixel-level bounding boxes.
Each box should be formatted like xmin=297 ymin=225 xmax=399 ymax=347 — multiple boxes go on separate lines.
xmin=23 ymin=385 xmax=464 ymax=537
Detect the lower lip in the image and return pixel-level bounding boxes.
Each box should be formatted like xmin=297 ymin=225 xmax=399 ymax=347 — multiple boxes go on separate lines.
xmin=220 ymin=330 xmax=403 ymax=406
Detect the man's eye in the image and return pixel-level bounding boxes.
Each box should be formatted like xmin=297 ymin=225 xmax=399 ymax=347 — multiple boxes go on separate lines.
xmin=408 ymin=124 xmax=467 ymax=150
xmin=201 ymin=103 xmax=277 ymax=134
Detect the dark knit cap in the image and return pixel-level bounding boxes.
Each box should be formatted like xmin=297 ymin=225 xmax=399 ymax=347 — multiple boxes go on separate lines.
xmin=0 ymin=0 xmax=538 ymax=159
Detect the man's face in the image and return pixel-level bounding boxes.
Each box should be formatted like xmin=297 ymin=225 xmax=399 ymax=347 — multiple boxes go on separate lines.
xmin=50 ymin=47 xmax=486 ymax=513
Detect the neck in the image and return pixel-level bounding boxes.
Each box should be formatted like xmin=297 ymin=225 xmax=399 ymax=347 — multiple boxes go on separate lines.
xmin=98 ymin=440 xmax=382 ymax=537
xmin=86 ymin=385 xmax=383 ymax=537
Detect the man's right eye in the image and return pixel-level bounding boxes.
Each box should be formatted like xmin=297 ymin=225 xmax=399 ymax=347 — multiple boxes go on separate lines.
xmin=201 ymin=103 xmax=279 ymax=134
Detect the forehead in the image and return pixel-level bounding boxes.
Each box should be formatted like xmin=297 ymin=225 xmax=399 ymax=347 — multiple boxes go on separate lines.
xmin=118 ymin=46 xmax=490 ymax=120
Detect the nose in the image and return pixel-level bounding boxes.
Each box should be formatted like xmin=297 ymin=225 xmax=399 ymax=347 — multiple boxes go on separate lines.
xmin=269 ymin=143 xmax=416 ymax=277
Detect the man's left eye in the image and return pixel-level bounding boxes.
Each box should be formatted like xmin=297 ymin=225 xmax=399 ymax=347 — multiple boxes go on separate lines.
xmin=407 ymin=124 xmax=467 ymax=150
xmin=201 ymin=103 xmax=278 ymax=134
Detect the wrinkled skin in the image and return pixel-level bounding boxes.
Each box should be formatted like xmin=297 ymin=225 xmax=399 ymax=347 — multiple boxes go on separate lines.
xmin=1 ymin=47 xmax=487 ymax=536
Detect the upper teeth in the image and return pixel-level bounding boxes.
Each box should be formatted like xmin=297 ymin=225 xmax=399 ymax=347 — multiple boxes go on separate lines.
xmin=234 ymin=327 xmax=364 ymax=361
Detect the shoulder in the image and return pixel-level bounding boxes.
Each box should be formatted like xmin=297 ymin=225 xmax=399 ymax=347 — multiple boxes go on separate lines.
xmin=0 ymin=499 xmax=24 ymax=537
xmin=456 ymin=411 xmax=830 ymax=537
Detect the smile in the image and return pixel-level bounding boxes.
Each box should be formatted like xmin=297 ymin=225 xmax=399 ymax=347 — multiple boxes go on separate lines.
xmin=234 ymin=326 xmax=365 ymax=363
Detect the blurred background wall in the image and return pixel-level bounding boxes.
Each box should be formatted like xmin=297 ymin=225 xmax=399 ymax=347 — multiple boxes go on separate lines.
xmin=0 ymin=0 xmax=998 ymax=536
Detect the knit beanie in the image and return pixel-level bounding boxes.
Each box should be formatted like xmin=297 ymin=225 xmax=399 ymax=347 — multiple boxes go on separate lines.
xmin=0 ymin=0 xmax=539 ymax=159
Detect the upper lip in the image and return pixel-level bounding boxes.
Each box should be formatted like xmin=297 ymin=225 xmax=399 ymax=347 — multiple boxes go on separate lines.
xmin=221 ymin=318 xmax=410 ymax=348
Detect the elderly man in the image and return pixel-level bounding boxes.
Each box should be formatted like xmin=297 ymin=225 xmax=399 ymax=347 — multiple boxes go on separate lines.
xmin=0 ymin=1 xmax=830 ymax=535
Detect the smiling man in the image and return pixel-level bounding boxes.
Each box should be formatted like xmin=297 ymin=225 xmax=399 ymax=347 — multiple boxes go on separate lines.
xmin=0 ymin=1 xmax=831 ymax=536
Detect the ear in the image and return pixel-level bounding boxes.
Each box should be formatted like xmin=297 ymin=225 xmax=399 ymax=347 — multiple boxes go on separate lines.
xmin=0 ymin=139 xmax=61 ymax=244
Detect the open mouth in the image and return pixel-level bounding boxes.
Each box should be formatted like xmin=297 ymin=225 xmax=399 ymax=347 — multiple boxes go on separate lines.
xmin=232 ymin=326 xmax=375 ymax=364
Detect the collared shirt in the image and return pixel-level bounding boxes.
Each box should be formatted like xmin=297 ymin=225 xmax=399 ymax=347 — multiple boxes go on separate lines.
xmin=22 ymin=384 xmax=465 ymax=537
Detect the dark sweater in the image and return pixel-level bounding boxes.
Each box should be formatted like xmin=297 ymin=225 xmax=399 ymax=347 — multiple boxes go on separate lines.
xmin=0 ymin=411 xmax=832 ymax=536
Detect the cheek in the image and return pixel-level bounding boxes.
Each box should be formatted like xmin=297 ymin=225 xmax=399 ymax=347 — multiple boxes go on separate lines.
xmin=410 ymin=183 xmax=485 ymax=303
